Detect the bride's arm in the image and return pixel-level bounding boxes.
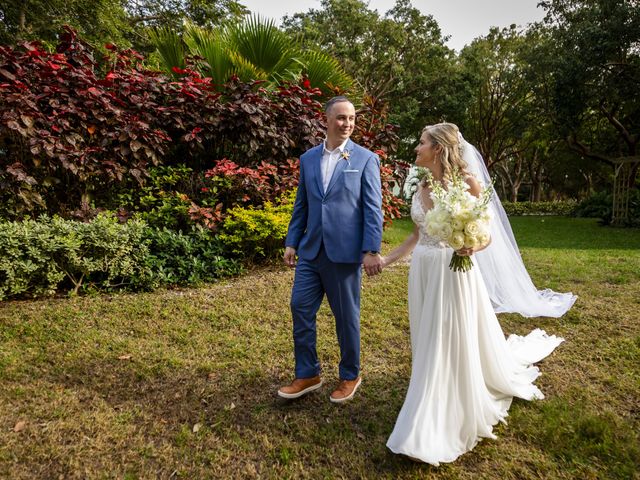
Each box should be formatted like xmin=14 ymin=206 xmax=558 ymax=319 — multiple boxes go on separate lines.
xmin=382 ymin=225 xmax=419 ymax=268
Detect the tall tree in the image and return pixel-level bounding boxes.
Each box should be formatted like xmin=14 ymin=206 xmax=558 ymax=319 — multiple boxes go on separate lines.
xmin=0 ymin=0 xmax=132 ymax=46
xmin=459 ymin=26 xmax=541 ymax=200
xmin=539 ymin=0 xmax=640 ymax=173
xmin=536 ymin=0 xmax=639 ymax=222
xmin=282 ymin=0 xmax=467 ymax=160
xmin=124 ymin=0 xmax=248 ymax=29
xmin=0 ymin=0 xmax=249 ymax=51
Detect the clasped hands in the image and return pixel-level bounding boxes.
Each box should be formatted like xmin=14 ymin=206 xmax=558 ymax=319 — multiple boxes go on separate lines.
xmin=363 ymin=252 xmax=383 ymax=277
xmin=283 ymin=247 xmax=384 ymax=277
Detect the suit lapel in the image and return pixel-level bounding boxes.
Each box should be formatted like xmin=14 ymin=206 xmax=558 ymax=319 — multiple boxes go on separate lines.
xmin=312 ymin=146 xmax=324 ymax=196
xmin=325 ymin=139 xmax=354 ymax=197
xmin=325 ymin=159 xmax=346 ymax=197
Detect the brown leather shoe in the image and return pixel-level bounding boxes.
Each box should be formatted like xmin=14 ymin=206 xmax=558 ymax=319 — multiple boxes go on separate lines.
xmin=277 ymin=375 xmax=322 ymax=399
xmin=330 ymin=377 xmax=361 ymax=403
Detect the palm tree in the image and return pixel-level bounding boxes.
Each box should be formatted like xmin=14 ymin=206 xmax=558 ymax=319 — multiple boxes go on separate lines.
xmin=149 ymin=16 xmax=354 ymax=96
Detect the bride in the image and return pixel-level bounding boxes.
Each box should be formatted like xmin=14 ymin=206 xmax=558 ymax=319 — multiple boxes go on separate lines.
xmin=382 ymin=123 xmax=576 ymax=465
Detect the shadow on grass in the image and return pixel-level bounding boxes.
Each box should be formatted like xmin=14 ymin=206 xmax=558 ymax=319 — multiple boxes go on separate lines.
xmin=42 ymin=356 xmax=446 ymax=477
xmin=6 ymin=326 xmax=639 ymax=479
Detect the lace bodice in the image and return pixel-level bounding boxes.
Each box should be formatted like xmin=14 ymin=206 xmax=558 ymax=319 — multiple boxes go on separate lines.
xmin=411 ymin=191 xmax=446 ymax=249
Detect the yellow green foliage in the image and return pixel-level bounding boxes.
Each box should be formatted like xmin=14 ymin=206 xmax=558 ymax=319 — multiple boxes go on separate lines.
xmin=219 ymin=192 xmax=295 ymax=260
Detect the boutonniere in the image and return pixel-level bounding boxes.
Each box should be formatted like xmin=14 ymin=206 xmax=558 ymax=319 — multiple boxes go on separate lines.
xmin=341 ymin=150 xmax=351 ymax=168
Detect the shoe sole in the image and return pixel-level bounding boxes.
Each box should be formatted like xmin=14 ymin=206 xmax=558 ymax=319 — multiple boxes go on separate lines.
xmin=329 ymin=377 xmax=362 ymax=404
xmin=277 ymin=380 xmax=323 ymax=399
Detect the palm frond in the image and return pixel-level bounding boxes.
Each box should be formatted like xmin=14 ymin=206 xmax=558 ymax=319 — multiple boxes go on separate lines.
xmin=300 ymin=49 xmax=355 ymax=96
xmin=147 ymin=26 xmax=186 ymax=77
xmin=229 ymin=15 xmax=301 ymax=81
xmin=184 ymin=22 xmax=235 ymax=86
xmin=227 ymin=51 xmax=267 ymax=81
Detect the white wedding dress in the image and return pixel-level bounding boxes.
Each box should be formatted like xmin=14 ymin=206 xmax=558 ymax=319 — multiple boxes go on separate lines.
xmin=386 ymin=190 xmax=564 ymax=466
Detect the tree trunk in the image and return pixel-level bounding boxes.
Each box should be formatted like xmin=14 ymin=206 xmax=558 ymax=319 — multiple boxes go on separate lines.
xmin=19 ymin=7 xmax=27 ymax=37
xmin=581 ymin=171 xmax=593 ymax=198
xmin=527 ymin=150 xmax=545 ymax=202
xmin=510 ymin=180 xmax=521 ymax=202
xmin=496 ymin=156 xmax=524 ymax=202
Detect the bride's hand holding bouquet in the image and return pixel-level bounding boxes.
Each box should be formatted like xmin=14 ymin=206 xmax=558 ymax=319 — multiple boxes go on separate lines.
xmin=423 ymin=168 xmax=493 ymax=272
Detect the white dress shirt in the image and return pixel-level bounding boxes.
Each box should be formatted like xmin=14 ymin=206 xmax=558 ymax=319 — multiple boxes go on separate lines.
xmin=320 ymin=138 xmax=349 ymax=193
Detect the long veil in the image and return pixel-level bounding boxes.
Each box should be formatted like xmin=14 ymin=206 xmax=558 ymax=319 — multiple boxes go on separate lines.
xmin=460 ymin=136 xmax=577 ymax=318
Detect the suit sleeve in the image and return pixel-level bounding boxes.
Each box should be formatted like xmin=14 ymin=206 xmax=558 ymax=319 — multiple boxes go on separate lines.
xmin=360 ymin=154 xmax=383 ymax=252
xmin=285 ymin=158 xmax=308 ymax=249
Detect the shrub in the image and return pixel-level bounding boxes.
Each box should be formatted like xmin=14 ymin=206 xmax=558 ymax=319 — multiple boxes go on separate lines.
xmin=218 ymin=193 xmax=294 ymax=261
xmin=573 ymin=191 xmax=612 ymax=219
xmin=0 ymin=214 xmax=151 ymax=299
xmin=0 ymin=218 xmax=65 ymax=299
xmin=0 ymin=214 xmax=244 ymax=300
xmin=115 ymin=165 xmax=200 ymax=231
xmin=50 ymin=213 xmax=152 ymax=293
xmin=1 ymin=28 xmax=403 ymax=229
xmin=0 ymin=31 xmax=173 ymax=219
xmin=0 ymin=31 xmax=325 ymax=219
xmin=202 ymin=158 xmax=299 ymax=210
xmin=573 ymin=189 xmax=640 ymax=226
xmin=144 ymin=226 xmax=243 ymax=285
xmin=502 ymin=200 xmax=578 ymax=216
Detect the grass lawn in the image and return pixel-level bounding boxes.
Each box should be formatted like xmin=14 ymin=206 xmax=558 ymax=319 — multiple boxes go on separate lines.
xmin=1 ymin=216 xmax=639 ymax=479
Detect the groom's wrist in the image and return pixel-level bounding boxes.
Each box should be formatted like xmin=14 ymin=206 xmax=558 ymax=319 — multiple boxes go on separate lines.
xmin=363 ymin=250 xmax=379 ymax=256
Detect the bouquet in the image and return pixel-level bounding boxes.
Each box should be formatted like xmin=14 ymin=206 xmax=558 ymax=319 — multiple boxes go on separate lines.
xmin=422 ymin=169 xmax=493 ymax=272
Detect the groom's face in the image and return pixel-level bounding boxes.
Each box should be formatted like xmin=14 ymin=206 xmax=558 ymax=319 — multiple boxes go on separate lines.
xmin=326 ymin=101 xmax=356 ymax=145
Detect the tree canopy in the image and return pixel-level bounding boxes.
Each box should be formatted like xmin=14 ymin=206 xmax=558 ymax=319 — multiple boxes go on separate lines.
xmin=283 ymin=0 xmax=468 ymax=158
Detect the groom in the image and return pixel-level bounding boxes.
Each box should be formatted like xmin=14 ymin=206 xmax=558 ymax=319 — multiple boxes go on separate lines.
xmin=278 ymin=96 xmax=384 ymax=403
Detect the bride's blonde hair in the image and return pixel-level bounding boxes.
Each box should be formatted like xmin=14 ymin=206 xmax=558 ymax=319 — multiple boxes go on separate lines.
xmin=420 ymin=122 xmax=469 ymax=185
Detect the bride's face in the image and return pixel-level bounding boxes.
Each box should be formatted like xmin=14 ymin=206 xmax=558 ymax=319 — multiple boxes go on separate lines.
xmin=414 ymin=132 xmax=439 ymax=169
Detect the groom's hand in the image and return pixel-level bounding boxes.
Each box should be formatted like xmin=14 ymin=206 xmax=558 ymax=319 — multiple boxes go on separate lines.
xmin=284 ymin=247 xmax=297 ymax=268
xmin=363 ymin=253 xmax=383 ymax=276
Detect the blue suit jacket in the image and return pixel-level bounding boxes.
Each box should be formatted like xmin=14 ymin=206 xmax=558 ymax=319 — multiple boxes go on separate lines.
xmin=285 ymin=139 xmax=383 ymax=263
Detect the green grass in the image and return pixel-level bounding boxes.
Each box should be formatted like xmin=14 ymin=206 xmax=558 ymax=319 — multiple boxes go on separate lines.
xmin=1 ymin=217 xmax=639 ymax=479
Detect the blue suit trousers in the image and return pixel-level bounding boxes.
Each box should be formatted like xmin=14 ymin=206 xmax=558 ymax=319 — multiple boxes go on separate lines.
xmin=290 ymin=244 xmax=362 ymax=380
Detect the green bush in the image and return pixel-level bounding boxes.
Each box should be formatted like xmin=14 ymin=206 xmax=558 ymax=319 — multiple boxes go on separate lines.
xmin=0 ymin=215 xmax=244 ymax=300
xmin=0 ymin=218 xmax=65 ymax=299
xmin=136 ymin=193 xmax=194 ymax=231
xmin=144 ymin=226 xmax=243 ymax=285
xmin=219 ymin=194 xmax=294 ymax=261
xmin=0 ymin=214 xmax=151 ymax=299
xmin=116 ymin=165 xmax=198 ymax=231
xmin=502 ymin=200 xmax=578 ymax=216
xmin=573 ymin=189 xmax=640 ymax=226
xmin=573 ymin=191 xmax=611 ymax=219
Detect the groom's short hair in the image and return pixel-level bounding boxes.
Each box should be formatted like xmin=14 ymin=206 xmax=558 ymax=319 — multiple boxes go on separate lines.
xmin=325 ymin=96 xmax=352 ymax=114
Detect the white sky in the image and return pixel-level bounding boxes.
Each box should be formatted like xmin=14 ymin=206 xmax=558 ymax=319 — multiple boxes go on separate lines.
xmin=240 ymin=0 xmax=546 ymax=51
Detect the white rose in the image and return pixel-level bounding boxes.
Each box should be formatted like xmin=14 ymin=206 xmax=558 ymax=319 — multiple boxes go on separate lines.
xmin=434 ymin=209 xmax=449 ymax=224
xmin=426 ymin=222 xmax=439 ymax=237
xmin=440 ymin=223 xmax=453 ymax=239
xmin=452 ymin=218 xmax=464 ymax=231
xmin=464 ymin=234 xmax=479 ymax=249
xmin=449 ymin=231 xmax=465 ymax=250
xmin=464 ymin=221 xmax=480 ymax=236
